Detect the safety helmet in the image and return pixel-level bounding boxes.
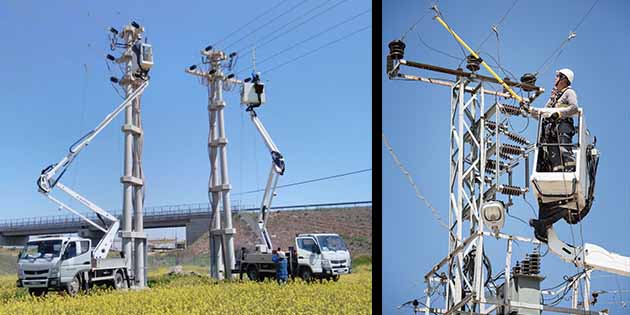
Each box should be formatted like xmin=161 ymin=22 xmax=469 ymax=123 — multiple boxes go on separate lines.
xmin=556 ymin=68 xmax=574 ymax=85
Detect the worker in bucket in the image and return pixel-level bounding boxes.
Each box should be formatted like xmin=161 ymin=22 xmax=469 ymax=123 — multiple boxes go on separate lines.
xmin=272 ymin=248 xmax=289 ymax=284
xmin=527 ymin=68 xmax=578 ymax=173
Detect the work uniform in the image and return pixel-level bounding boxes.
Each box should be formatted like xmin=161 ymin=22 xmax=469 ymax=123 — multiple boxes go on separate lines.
xmin=533 ymin=86 xmax=579 ymax=172
xmin=272 ymin=252 xmax=288 ymax=284
xmin=530 ymin=86 xmax=580 ymax=243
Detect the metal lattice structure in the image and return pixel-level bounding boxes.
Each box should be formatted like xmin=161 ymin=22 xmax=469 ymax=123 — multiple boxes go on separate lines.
xmin=386 ymin=16 xmax=611 ymax=312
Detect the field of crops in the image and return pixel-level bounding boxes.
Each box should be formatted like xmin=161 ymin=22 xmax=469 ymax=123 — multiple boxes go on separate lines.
xmin=0 ymin=263 xmax=371 ymax=315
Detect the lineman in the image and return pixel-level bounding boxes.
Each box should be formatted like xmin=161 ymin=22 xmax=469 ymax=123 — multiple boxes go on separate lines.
xmin=525 ymin=68 xmax=580 ymax=242
xmin=527 ymin=68 xmax=579 ymax=173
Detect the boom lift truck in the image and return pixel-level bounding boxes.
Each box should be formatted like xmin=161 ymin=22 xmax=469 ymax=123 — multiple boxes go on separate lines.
xmin=235 ymin=73 xmax=352 ymax=282
xmin=17 ymin=21 xmax=153 ymax=296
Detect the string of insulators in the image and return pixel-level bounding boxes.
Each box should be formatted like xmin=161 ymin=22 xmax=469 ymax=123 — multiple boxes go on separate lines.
xmin=500 ymin=143 xmax=525 ymax=156
xmin=498 ymin=104 xmax=522 ymax=116
xmin=498 ymin=184 xmax=527 ymax=196
xmin=485 ymin=121 xmax=529 ymax=145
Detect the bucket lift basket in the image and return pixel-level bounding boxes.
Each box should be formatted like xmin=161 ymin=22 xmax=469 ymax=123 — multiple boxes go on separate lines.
xmin=530 ymin=108 xmax=599 ymax=225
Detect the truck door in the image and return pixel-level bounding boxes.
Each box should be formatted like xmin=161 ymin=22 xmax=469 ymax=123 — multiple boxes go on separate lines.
xmin=296 ymin=237 xmax=322 ymax=273
xmin=59 ymin=241 xmax=78 ymax=282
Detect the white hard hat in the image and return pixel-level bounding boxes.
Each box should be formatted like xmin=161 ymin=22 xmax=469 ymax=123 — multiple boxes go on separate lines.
xmin=556 ymin=68 xmax=574 ymax=84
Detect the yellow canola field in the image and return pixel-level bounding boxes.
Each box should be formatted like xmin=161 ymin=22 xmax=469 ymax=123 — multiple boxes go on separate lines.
xmin=0 ymin=266 xmax=371 ymax=315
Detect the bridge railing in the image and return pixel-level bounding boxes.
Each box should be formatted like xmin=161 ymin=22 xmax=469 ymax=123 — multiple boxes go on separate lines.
xmin=0 ymin=201 xmax=372 ymax=230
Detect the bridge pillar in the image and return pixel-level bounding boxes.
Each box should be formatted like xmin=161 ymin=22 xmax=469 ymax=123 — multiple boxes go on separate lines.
xmin=186 ymin=218 xmax=211 ymax=247
xmin=0 ymin=235 xmax=28 ymax=247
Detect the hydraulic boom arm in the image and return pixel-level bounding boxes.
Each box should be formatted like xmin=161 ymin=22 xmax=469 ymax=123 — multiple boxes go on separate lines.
xmin=547 ymin=227 xmax=630 ymax=276
xmin=247 ymin=107 xmax=285 ymax=253
xmin=36 ymin=81 xmax=148 ymax=260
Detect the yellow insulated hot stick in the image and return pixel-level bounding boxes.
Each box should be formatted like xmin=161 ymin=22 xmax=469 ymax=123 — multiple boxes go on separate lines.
xmin=434 ymin=15 xmax=524 ymax=104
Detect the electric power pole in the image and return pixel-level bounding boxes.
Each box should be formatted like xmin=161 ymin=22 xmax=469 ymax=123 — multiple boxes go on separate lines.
xmin=112 ymin=21 xmax=153 ymax=288
xmin=186 ymin=46 xmax=239 ymax=280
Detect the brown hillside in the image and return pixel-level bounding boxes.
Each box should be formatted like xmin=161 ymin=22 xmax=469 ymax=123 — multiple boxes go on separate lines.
xmin=186 ymin=207 xmax=372 ymax=259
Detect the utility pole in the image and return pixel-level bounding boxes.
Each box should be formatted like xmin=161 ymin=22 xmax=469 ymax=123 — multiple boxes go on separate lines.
xmin=186 ymin=46 xmax=239 ymax=279
xmin=112 ymin=21 xmax=152 ymax=288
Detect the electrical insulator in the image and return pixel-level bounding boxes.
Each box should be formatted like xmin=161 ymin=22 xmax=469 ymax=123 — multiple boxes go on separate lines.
xmin=466 ymin=54 xmax=482 ymax=72
xmin=520 ymin=73 xmax=537 ymax=91
xmin=388 ymin=40 xmax=405 ymax=60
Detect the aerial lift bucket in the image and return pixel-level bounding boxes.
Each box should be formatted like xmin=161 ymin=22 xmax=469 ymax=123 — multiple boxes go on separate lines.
xmin=530 ymin=109 xmax=599 ymax=232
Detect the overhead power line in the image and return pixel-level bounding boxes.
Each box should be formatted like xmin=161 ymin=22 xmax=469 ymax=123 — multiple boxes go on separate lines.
xmin=382 ymin=132 xmax=450 ymax=230
xmin=536 ymin=0 xmax=600 ymax=75
xmin=262 ymin=24 xmax=370 ymax=74
xmin=213 ymin=0 xmax=290 ymax=47
xmin=233 ymin=168 xmax=371 ymax=195
xmin=237 ymin=8 xmax=371 ymax=75
xmin=234 ymin=0 xmax=351 ymax=56
xmin=223 ymin=0 xmax=309 ymax=50
xmin=476 ymin=0 xmax=519 ymax=51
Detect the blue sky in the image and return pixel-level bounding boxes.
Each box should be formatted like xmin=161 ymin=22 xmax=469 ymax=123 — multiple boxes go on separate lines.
xmin=383 ymin=0 xmax=630 ymax=313
xmin=0 ymin=0 xmax=372 ymax=237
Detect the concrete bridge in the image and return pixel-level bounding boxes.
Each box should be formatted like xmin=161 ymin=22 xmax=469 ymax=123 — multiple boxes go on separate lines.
xmin=0 ymin=201 xmax=371 ymax=246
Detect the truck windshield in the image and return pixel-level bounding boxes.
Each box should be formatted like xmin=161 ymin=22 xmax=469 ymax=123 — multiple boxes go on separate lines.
xmin=19 ymin=240 xmax=63 ymax=259
xmin=316 ymin=235 xmax=348 ymax=252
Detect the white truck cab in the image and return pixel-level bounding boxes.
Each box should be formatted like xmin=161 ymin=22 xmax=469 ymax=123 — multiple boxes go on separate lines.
xmin=17 ymin=235 xmax=128 ymax=296
xmin=295 ymin=233 xmax=352 ymax=280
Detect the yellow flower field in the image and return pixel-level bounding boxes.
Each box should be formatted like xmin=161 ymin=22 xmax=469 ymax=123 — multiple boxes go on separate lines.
xmin=0 ymin=265 xmax=371 ymax=315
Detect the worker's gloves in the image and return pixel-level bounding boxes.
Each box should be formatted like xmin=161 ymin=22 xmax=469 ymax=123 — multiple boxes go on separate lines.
xmin=540 ymin=111 xmax=560 ymax=120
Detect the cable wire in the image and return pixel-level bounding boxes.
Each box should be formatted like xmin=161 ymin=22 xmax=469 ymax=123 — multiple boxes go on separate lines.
xmin=233 ymin=168 xmax=371 ymax=195
xmin=382 ymin=132 xmax=450 ymax=230
xmin=237 ymin=8 xmax=370 ymax=75
xmin=476 ymin=0 xmax=519 ymax=51
xmin=213 ymin=0 xmax=290 ymax=47
xmin=261 ymin=25 xmax=370 ymax=74
xmin=223 ymin=0 xmax=309 ymax=50
xmin=536 ymin=0 xmax=600 ymax=76
xmin=234 ymin=0 xmax=352 ymax=56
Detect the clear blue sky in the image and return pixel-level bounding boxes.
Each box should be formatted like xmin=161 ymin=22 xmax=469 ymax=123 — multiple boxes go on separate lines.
xmin=384 ymin=0 xmax=630 ymax=313
xmin=0 ymin=0 xmax=372 ymax=231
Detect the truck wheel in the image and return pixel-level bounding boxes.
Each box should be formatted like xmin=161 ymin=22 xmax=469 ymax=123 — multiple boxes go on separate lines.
xmin=66 ymin=275 xmax=81 ymax=296
xmin=113 ymin=270 xmax=126 ymax=289
xmin=299 ymin=267 xmax=313 ymax=282
xmin=28 ymin=288 xmax=47 ymax=297
xmin=247 ymin=265 xmax=261 ymax=282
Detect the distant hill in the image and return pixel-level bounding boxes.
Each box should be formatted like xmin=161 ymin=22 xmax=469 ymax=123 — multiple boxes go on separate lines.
xmin=185 ymin=206 xmax=372 ymax=259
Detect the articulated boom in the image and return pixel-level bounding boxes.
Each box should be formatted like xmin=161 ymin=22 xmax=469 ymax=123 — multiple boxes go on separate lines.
xmin=247 ymin=107 xmax=285 ymax=253
xmin=36 ymin=81 xmax=148 ymax=260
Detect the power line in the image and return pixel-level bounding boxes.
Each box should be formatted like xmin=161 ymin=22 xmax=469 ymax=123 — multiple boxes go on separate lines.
xmin=261 ymin=24 xmax=370 ymax=74
xmin=415 ymin=30 xmax=461 ymax=61
xmin=536 ymin=0 xmax=600 ymax=75
xmin=234 ymin=0 xmax=351 ymax=56
xmin=400 ymin=5 xmax=432 ymax=40
xmin=476 ymin=0 xmax=519 ymax=51
xmin=223 ymin=0 xmax=310 ymax=51
xmin=382 ymin=132 xmax=450 ymax=230
xmin=233 ymin=168 xmax=371 ymax=195
xmin=237 ymin=8 xmax=370 ymax=75
xmin=213 ymin=0 xmax=290 ymax=47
